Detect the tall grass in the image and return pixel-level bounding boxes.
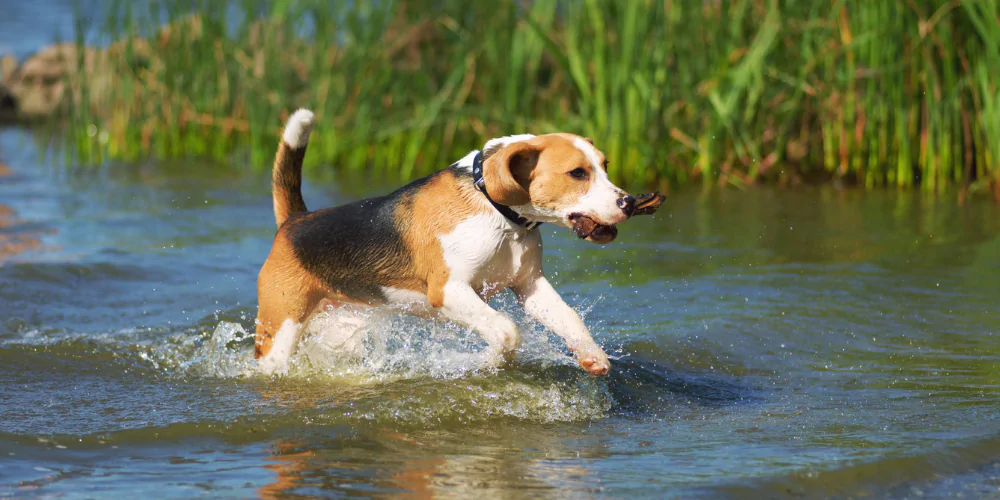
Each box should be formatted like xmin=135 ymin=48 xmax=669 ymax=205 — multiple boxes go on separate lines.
xmin=67 ymin=0 xmax=1000 ymax=197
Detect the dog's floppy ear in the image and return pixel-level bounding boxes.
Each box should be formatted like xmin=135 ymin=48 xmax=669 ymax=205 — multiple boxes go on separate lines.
xmin=482 ymin=141 xmax=539 ymax=206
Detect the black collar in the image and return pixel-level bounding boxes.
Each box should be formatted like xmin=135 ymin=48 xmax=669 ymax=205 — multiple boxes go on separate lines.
xmin=471 ymin=151 xmax=541 ymax=230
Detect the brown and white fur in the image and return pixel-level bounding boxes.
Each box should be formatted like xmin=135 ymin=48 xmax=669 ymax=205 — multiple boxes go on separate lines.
xmin=255 ymin=109 xmax=636 ymax=376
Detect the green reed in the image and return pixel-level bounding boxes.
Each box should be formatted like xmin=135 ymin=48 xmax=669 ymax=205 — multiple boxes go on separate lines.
xmin=66 ymin=0 xmax=1000 ymax=197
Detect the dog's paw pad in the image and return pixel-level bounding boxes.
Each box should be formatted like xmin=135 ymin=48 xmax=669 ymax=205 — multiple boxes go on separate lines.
xmin=579 ymin=356 xmax=610 ymax=376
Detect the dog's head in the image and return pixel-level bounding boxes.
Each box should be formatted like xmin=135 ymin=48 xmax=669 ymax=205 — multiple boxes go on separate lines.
xmin=481 ymin=133 xmax=634 ymax=244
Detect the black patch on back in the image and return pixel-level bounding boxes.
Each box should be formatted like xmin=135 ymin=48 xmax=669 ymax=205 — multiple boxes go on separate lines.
xmin=283 ymin=169 xmax=453 ymax=302
xmin=449 ymin=163 xmax=473 ymax=183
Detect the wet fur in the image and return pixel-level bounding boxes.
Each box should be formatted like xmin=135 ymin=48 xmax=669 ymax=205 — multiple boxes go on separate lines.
xmin=281 ymin=167 xmax=485 ymax=301
xmin=256 ymin=111 xmax=630 ymax=376
xmin=256 ymin=166 xmax=485 ymax=359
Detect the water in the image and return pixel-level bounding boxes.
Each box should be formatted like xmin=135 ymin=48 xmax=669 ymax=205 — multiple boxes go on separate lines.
xmin=0 ymin=1 xmax=107 ymax=60
xmin=5 ymin=3 xmax=1000 ymax=498
xmin=2 ymin=126 xmax=1000 ymax=498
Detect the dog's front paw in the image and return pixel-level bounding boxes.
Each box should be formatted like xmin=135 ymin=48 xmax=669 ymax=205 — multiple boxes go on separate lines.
xmin=576 ymin=348 xmax=610 ymax=376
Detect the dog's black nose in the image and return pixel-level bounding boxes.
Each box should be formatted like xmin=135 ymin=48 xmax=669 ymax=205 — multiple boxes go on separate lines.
xmin=617 ymin=194 xmax=636 ymax=215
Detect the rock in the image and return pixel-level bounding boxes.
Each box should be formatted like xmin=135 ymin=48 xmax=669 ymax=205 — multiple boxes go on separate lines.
xmin=0 ymin=54 xmax=17 ymax=83
xmin=0 ymin=14 xmax=200 ymax=123
xmin=5 ymin=43 xmax=116 ymax=120
xmin=1 ymin=31 xmax=170 ymax=122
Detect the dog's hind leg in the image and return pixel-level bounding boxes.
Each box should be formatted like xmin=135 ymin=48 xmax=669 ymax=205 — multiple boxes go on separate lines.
xmin=306 ymin=300 xmax=370 ymax=358
xmin=257 ymin=297 xmax=364 ymax=374
xmin=256 ymin=317 xmax=304 ymax=375
xmin=254 ymin=247 xmax=324 ymax=375
xmin=255 ymin=283 xmax=326 ymax=375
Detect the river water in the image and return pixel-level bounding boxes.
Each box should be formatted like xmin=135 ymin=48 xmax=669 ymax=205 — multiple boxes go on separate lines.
xmin=2 ymin=123 xmax=1000 ymax=498
xmin=4 ymin=2 xmax=1000 ymax=495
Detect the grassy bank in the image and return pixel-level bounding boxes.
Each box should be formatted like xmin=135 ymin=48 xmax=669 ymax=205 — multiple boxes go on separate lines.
xmin=67 ymin=0 xmax=1000 ymax=197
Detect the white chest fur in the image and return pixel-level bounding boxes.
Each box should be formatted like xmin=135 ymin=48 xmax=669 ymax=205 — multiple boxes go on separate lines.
xmin=438 ymin=213 xmax=541 ymax=297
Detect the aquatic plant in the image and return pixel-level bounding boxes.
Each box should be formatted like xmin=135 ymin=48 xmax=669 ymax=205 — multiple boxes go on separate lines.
xmin=65 ymin=0 xmax=1000 ymax=198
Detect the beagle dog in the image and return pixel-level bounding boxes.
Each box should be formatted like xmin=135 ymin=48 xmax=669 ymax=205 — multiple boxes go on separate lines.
xmin=255 ymin=109 xmax=643 ymax=376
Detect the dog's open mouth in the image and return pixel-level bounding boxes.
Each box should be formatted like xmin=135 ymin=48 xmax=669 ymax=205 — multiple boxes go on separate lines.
xmin=567 ymin=193 xmax=666 ymax=245
xmin=569 ymin=214 xmax=618 ymax=244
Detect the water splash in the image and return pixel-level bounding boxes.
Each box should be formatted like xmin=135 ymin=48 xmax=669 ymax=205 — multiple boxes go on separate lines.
xmin=147 ymin=303 xmax=582 ymax=383
xmin=1 ymin=301 xmax=751 ymax=427
xmin=145 ymin=304 xmax=622 ymax=423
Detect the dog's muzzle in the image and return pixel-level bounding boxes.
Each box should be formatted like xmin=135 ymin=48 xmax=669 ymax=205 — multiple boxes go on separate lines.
xmin=617 ymin=194 xmax=637 ymax=216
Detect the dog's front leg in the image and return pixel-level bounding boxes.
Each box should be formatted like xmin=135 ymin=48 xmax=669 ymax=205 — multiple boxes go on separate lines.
xmin=438 ymin=282 xmax=521 ymax=366
xmin=513 ymin=275 xmax=610 ymax=376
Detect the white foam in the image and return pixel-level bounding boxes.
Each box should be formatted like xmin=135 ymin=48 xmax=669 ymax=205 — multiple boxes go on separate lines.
xmin=163 ymin=300 xmax=586 ymax=385
xmin=2 ymin=299 xmax=616 ymax=423
xmin=8 ymin=298 xmax=607 ymax=390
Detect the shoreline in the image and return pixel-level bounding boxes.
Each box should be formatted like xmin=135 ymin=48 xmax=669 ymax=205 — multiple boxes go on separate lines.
xmin=1 ymin=3 xmax=999 ymax=200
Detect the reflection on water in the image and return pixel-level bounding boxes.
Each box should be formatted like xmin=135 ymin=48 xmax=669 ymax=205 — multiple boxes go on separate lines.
xmin=0 ymin=161 xmax=49 ymax=263
xmin=1 ymin=125 xmax=999 ymax=497
xmin=257 ymin=428 xmax=608 ymax=498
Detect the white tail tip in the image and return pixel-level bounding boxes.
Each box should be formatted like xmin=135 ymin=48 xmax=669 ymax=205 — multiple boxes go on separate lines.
xmin=282 ymin=108 xmax=314 ymax=149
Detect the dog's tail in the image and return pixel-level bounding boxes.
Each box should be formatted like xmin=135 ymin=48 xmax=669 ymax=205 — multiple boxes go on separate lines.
xmin=272 ymin=109 xmax=314 ymax=227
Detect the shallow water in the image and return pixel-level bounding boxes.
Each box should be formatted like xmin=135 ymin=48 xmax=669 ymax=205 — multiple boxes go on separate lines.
xmin=1 ymin=125 xmax=1000 ymax=499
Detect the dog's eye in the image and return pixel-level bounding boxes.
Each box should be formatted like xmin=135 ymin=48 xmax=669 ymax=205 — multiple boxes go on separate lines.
xmin=568 ymin=168 xmax=588 ymax=180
